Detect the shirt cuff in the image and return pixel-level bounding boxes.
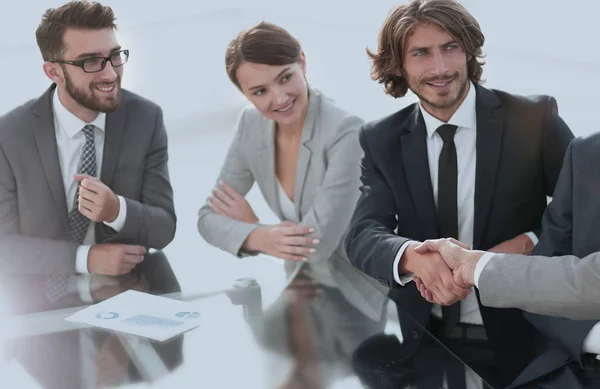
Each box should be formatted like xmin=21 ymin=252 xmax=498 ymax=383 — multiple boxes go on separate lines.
xmin=583 ymin=323 xmax=600 ymax=356
xmin=75 ymin=245 xmax=91 ymax=274
xmin=524 ymin=231 xmax=539 ymax=246
xmin=473 ymin=252 xmax=495 ymax=288
xmin=104 ymin=195 xmax=127 ymax=231
xmin=393 ymin=241 xmax=416 ymax=285
xmin=76 ymin=274 xmax=94 ymax=303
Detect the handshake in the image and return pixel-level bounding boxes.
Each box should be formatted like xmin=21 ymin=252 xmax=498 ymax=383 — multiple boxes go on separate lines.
xmin=404 ymin=238 xmax=486 ymax=306
xmin=402 ymin=233 xmax=534 ymax=306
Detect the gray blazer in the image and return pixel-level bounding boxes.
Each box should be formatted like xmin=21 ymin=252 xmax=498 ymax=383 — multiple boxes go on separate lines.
xmin=197 ymin=89 xmax=387 ymax=320
xmin=0 ymin=84 xmax=176 ymax=275
xmin=489 ymin=134 xmax=600 ymax=389
xmin=479 ymin=252 xmax=600 ymax=320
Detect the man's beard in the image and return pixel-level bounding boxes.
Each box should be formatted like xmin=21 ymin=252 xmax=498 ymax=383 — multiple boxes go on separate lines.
xmin=64 ymin=69 xmax=121 ymax=113
xmin=405 ymin=70 xmax=469 ymax=110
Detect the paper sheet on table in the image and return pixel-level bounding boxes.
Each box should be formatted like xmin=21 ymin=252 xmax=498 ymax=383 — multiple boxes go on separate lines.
xmin=65 ymin=290 xmax=201 ymax=342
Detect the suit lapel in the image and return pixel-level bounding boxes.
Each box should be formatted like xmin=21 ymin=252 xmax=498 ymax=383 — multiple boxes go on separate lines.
xmin=32 ymin=85 xmax=70 ymax=231
xmin=293 ymin=90 xmax=320 ymax=220
xmin=473 ymin=85 xmax=504 ymax=249
xmin=400 ymin=106 xmax=439 ymax=238
xmin=100 ymin=101 xmax=128 ymax=187
xmin=257 ymin=120 xmax=283 ymax=219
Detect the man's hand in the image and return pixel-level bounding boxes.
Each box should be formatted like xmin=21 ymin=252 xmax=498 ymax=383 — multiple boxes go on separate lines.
xmin=413 ymin=238 xmax=484 ymax=304
xmin=208 ymin=181 xmax=259 ymax=224
xmin=401 ymin=242 xmax=471 ymax=305
xmin=243 ymin=221 xmax=319 ymax=262
xmin=87 ymin=243 xmax=146 ymax=276
xmin=488 ymin=233 xmax=534 ymax=255
xmin=74 ymin=174 xmax=120 ymax=223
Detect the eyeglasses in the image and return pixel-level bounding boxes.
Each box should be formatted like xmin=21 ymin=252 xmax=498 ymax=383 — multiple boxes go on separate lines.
xmin=50 ymin=49 xmax=129 ymax=73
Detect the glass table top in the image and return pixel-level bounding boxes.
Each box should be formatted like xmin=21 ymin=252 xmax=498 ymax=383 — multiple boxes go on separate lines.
xmin=0 ymin=250 xmax=494 ymax=389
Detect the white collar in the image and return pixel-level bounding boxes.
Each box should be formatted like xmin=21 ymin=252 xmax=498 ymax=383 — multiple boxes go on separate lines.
xmin=419 ymin=81 xmax=477 ymax=139
xmin=52 ymin=88 xmax=106 ymax=138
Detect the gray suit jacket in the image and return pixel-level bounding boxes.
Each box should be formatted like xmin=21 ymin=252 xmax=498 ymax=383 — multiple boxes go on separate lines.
xmin=0 ymin=84 xmax=176 ymax=275
xmin=479 ymin=252 xmax=600 ymax=320
xmin=498 ymin=134 xmax=600 ymax=389
xmin=197 ymin=89 xmax=387 ymax=320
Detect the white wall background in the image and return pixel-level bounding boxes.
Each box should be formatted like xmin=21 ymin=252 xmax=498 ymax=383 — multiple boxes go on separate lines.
xmin=1 ymin=0 xmax=599 ymax=134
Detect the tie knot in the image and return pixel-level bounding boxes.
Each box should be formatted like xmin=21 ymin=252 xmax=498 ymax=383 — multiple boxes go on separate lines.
xmin=437 ymin=124 xmax=457 ymax=143
xmin=82 ymin=125 xmax=95 ymax=140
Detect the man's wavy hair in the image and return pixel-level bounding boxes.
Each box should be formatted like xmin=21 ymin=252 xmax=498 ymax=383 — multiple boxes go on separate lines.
xmin=368 ymin=0 xmax=485 ymax=98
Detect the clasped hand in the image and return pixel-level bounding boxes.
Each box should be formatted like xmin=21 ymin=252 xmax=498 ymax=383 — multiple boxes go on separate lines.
xmin=74 ymin=173 xmax=120 ymax=223
xmin=411 ymin=234 xmax=531 ymax=305
xmin=403 ymin=239 xmax=472 ymax=306
xmin=208 ymin=181 xmax=319 ymax=261
xmin=411 ymin=238 xmax=478 ymax=306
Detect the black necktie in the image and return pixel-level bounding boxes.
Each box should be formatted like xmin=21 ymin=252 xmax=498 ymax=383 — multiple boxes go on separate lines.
xmin=436 ymin=124 xmax=461 ymax=333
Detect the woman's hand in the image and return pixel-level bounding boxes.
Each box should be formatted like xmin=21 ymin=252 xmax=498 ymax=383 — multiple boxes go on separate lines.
xmin=208 ymin=181 xmax=259 ymax=224
xmin=243 ymin=221 xmax=320 ymax=262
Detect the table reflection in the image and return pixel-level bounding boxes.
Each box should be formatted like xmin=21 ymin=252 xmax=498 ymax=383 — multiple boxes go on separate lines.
xmin=0 ymin=253 xmax=494 ymax=389
xmin=351 ymin=308 xmax=495 ymax=389
xmin=228 ymin=265 xmax=386 ymax=389
xmin=224 ymin=262 xmax=497 ymax=389
xmin=1 ymin=251 xmax=184 ymax=389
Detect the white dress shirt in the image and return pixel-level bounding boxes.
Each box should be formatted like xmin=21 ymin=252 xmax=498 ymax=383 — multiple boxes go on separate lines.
xmin=392 ymin=82 xmax=536 ymax=325
xmin=475 ymin=252 xmax=600 ymax=357
xmin=277 ymin=180 xmax=336 ymax=287
xmin=52 ymin=89 xmax=127 ymax=276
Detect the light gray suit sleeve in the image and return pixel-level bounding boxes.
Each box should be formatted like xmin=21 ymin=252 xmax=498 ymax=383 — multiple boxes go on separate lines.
xmin=197 ymin=108 xmax=261 ymax=257
xmin=108 ymin=106 xmax=176 ymax=249
xmin=478 ymin=252 xmax=600 ymax=320
xmin=299 ymin=115 xmax=365 ymax=265
xmin=0 ymin=142 xmax=78 ymax=275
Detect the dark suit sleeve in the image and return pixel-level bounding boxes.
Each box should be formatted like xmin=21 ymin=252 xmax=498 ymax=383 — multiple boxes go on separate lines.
xmin=0 ymin=143 xmax=79 ymax=275
xmin=105 ymin=106 xmax=176 ymax=249
xmin=345 ymin=127 xmax=409 ymax=288
xmin=527 ymin=138 xmax=597 ymax=363
xmin=531 ymin=96 xmax=574 ymax=239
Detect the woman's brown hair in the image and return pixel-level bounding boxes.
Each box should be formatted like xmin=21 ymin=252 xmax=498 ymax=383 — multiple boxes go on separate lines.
xmin=225 ymin=21 xmax=302 ymax=89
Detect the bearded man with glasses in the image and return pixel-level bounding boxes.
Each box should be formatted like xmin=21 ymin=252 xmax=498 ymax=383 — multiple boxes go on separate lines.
xmin=0 ymin=1 xmax=176 ymax=281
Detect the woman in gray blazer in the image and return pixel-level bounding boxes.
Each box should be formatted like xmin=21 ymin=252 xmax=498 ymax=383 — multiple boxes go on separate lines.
xmin=197 ymin=22 xmax=386 ymax=320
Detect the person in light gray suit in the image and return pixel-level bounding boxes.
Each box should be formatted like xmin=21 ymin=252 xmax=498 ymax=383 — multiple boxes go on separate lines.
xmin=0 ymin=1 xmax=175 ymax=276
xmin=415 ymin=130 xmax=600 ymax=389
xmin=197 ymin=21 xmax=387 ymax=321
xmin=479 ymin=252 xmax=600 ymax=321
xmin=413 ymin=237 xmax=600 ymax=321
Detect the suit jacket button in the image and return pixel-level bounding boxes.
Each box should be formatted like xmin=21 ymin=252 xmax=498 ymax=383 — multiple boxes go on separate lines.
xmin=411 ymin=330 xmax=419 ymax=339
